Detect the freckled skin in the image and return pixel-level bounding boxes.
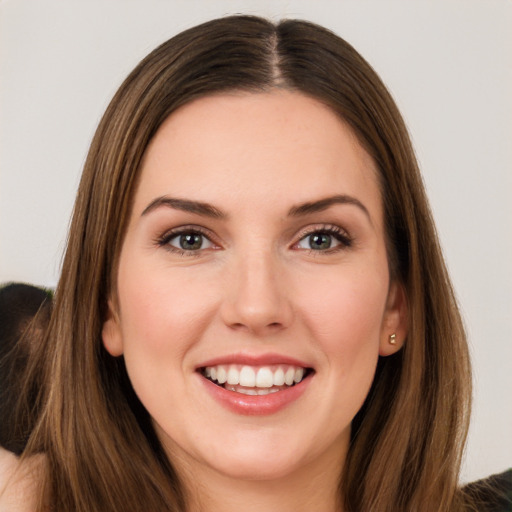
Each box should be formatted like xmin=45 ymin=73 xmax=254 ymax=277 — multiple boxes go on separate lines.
xmin=102 ymin=91 xmax=406 ymax=496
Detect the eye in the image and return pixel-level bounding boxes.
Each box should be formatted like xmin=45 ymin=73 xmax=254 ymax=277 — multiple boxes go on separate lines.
xmin=169 ymin=232 xmax=213 ymax=251
xmin=294 ymin=226 xmax=352 ymax=252
xmin=156 ymin=227 xmax=217 ymax=255
xmin=298 ymin=233 xmax=334 ymax=251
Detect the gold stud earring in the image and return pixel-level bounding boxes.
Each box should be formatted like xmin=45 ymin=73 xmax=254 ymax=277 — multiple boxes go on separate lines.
xmin=389 ymin=333 xmax=397 ymax=345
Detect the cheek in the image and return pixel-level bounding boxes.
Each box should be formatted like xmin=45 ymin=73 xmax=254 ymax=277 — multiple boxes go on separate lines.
xmin=114 ymin=260 xmax=221 ymax=426
xmin=296 ymin=264 xmax=389 ymax=352
xmin=291 ymin=263 xmax=389 ymax=440
xmin=116 ymin=260 xmax=218 ymax=358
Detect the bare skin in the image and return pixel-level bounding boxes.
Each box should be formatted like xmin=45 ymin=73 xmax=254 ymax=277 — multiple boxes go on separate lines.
xmin=0 ymin=447 xmax=41 ymax=512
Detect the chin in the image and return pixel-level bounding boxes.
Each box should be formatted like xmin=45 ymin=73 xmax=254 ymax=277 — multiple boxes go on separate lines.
xmin=208 ymin=452 xmax=305 ymax=482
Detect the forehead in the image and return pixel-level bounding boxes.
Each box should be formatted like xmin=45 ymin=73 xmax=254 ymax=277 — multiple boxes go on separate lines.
xmin=134 ymin=90 xmax=381 ymax=220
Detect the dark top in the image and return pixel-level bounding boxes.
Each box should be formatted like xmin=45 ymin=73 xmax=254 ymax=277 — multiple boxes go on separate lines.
xmin=463 ymin=469 xmax=512 ymax=511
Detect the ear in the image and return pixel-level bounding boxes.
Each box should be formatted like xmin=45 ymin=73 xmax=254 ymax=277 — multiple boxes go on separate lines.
xmin=101 ymin=299 xmax=124 ymax=357
xmin=379 ymin=281 xmax=408 ymax=356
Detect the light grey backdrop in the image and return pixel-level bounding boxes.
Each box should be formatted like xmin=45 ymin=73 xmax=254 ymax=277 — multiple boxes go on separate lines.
xmin=1 ymin=0 xmax=511 ymax=483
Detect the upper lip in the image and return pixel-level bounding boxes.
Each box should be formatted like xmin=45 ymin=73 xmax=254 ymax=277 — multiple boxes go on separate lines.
xmin=196 ymin=352 xmax=313 ymax=370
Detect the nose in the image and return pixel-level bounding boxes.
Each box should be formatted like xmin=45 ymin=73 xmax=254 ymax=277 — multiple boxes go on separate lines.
xmin=220 ymin=251 xmax=294 ymax=336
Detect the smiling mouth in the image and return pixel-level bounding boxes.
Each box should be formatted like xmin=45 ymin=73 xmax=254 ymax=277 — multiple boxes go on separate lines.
xmin=200 ymin=364 xmax=313 ymax=395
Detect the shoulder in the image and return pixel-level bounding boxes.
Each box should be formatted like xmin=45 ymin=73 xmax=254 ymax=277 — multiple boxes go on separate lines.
xmin=0 ymin=447 xmax=42 ymax=512
xmin=462 ymin=469 xmax=512 ymax=512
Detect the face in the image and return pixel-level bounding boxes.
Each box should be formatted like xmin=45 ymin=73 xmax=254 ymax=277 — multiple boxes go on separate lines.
xmin=102 ymin=91 xmax=406 ymax=486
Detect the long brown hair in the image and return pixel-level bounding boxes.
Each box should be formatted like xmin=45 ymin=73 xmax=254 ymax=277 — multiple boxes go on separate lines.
xmin=15 ymin=15 xmax=471 ymax=511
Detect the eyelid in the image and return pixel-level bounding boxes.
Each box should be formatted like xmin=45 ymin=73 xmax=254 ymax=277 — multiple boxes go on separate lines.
xmin=291 ymin=223 xmax=353 ymax=251
xmin=155 ymin=224 xmax=222 ymax=254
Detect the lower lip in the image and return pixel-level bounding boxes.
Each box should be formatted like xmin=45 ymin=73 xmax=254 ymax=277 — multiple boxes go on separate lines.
xmin=199 ymin=373 xmax=312 ymax=416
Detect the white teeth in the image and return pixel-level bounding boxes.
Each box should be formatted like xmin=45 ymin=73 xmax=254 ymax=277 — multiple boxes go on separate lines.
xmin=226 ymin=386 xmax=258 ymax=395
xmin=256 ymin=387 xmax=281 ymax=395
xmin=256 ymin=367 xmax=274 ymax=388
xmin=203 ymin=363 xmax=309 ymax=391
xmin=273 ymin=367 xmax=285 ymax=386
xmin=217 ymin=366 xmax=227 ymax=384
xmin=227 ymin=366 xmax=239 ymax=385
xmin=239 ymin=366 xmax=256 ymax=387
xmin=284 ymin=367 xmax=295 ymax=386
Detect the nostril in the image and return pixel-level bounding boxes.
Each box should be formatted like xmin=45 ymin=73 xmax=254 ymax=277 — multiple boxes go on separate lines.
xmin=227 ymin=321 xmax=284 ymax=334
xmin=230 ymin=322 xmax=248 ymax=331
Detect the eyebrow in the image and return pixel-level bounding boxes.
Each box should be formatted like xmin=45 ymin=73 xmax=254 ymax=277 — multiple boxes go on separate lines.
xmin=141 ymin=196 xmax=226 ymax=219
xmin=288 ymin=194 xmax=371 ymax=221
xmin=141 ymin=194 xmax=371 ymax=223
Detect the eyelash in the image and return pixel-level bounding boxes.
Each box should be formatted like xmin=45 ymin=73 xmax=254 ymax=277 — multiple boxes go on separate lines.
xmin=155 ymin=223 xmax=353 ymax=257
xmin=293 ymin=224 xmax=353 ymax=254
xmin=155 ymin=225 xmax=218 ymax=257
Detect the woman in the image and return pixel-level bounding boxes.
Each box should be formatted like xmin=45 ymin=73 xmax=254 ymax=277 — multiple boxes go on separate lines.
xmin=0 ymin=14 xmax=493 ymax=511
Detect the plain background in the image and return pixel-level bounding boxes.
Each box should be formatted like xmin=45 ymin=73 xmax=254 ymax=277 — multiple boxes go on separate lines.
xmin=1 ymin=0 xmax=511 ymax=483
